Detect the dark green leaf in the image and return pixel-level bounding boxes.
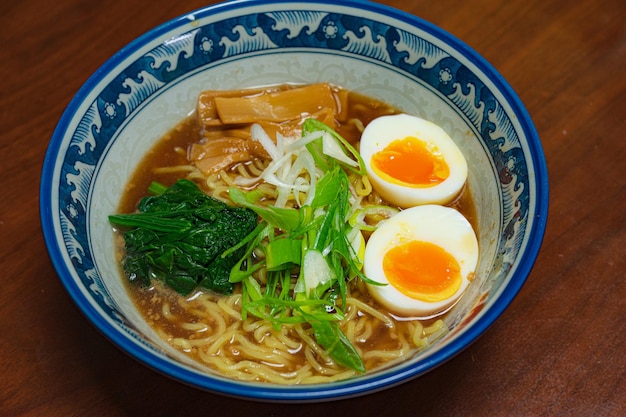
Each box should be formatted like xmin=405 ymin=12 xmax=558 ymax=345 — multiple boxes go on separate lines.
xmin=110 ymin=179 xmax=258 ymax=296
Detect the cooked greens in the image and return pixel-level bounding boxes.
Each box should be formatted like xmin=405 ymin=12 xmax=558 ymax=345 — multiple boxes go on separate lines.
xmin=108 ymin=179 xmax=258 ymax=295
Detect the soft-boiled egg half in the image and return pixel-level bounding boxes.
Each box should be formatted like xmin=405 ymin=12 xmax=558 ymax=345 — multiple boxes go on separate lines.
xmin=360 ymin=114 xmax=468 ymax=208
xmin=363 ymin=204 xmax=479 ymax=318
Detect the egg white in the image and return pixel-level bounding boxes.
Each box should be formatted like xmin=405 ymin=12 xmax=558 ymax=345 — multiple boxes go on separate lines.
xmin=363 ymin=204 xmax=478 ymax=318
xmin=360 ymin=114 xmax=468 ymax=208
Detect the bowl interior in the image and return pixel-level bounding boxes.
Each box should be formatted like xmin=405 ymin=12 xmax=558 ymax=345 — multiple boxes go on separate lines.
xmin=42 ymin=0 xmax=547 ymax=401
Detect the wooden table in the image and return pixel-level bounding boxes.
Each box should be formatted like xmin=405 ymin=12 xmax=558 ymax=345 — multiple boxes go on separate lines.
xmin=2 ymin=0 xmax=625 ymax=415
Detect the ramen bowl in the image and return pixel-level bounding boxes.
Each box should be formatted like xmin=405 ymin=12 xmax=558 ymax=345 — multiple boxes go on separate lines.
xmin=40 ymin=0 xmax=548 ymax=402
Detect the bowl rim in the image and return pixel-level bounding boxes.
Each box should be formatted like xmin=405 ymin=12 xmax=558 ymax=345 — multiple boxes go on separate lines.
xmin=40 ymin=0 xmax=549 ymax=402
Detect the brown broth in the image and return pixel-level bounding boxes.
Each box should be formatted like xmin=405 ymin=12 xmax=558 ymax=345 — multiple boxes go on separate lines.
xmin=117 ymin=117 xmax=198 ymax=213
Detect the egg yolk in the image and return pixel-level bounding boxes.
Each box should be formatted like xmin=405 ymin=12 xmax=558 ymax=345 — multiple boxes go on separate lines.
xmin=371 ymin=136 xmax=449 ymax=187
xmin=382 ymin=240 xmax=461 ymax=302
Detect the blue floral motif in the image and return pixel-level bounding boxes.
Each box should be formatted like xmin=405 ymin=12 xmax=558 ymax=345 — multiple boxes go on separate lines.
xmin=323 ymin=21 xmax=338 ymax=39
xmin=439 ymin=68 xmax=453 ymax=84
xmin=57 ymin=7 xmax=531 ymax=324
xmin=199 ymin=36 xmax=214 ymax=54
xmin=103 ymin=102 xmax=117 ymax=119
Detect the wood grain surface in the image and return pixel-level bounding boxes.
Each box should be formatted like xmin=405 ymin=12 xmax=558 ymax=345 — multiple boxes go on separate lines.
xmin=1 ymin=0 xmax=625 ymax=416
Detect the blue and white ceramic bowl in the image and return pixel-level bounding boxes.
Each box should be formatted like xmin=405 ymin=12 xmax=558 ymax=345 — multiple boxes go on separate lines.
xmin=40 ymin=0 xmax=548 ymax=402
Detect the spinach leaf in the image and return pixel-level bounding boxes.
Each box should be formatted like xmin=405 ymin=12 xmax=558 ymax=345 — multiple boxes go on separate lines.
xmin=109 ymin=179 xmax=258 ymax=295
